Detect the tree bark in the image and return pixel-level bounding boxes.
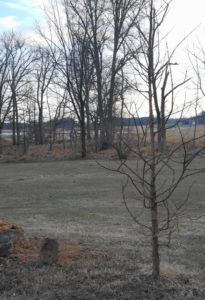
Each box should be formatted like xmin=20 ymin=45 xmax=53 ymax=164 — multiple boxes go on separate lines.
xmin=148 ymin=3 xmax=160 ymax=274
xmin=12 ymin=96 xmax=16 ymax=146
xmin=80 ymin=105 xmax=86 ymax=158
xmin=85 ymin=101 xmax=91 ymax=140
xmin=151 ymin=191 xmax=160 ymax=279
xmin=38 ymin=107 xmax=44 ymax=144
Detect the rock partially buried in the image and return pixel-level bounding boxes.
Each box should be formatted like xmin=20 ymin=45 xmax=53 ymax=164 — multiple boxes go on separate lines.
xmin=0 ymin=220 xmax=24 ymax=256
xmin=40 ymin=238 xmax=59 ymax=265
xmin=0 ymin=220 xmax=23 ymax=234
xmin=0 ymin=235 xmax=11 ymax=257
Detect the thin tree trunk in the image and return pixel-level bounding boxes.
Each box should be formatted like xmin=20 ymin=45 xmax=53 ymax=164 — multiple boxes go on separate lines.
xmin=149 ymin=116 xmax=160 ymax=279
xmin=0 ymin=126 xmax=3 ymax=154
xmin=12 ymin=100 xmax=16 ymax=145
xmin=39 ymin=107 xmax=44 ymax=144
xmin=16 ymin=107 xmax=20 ymax=145
xmin=148 ymin=23 xmax=160 ymax=276
xmin=85 ymin=101 xmax=91 ymax=141
xmin=93 ymin=33 xmax=106 ymax=149
xmin=158 ymin=128 xmax=166 ymax=153
xmin=93 ymin=118 xmax=99 ymax=152
xmin=150 ymin=190 xmax=160 ymax=279
xmin=107 ymin=43 xmax=118 ymax=148
xmin=80 ymin=106 xmax=86 ymax=158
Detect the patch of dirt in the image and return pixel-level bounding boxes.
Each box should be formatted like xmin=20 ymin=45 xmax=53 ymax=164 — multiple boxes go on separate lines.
xmin=11 ymin=237 xmax=110 ymax=266
xmin=13 ymin=237 xmax=40 ymax=262
xmin=57 ymin=241 xmax=83 ymax=265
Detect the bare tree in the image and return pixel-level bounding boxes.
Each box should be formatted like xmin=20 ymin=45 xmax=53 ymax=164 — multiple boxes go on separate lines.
xmin=32 ymin=46 xmax=56 ymax=144
xmin=4 ymin=32 xmax=34 ymax=145
xmin=38 ymin=0 xmax=95 ymax=157
xmin=131 ymin=0 xmax=189 ymax=152
xmin=46 ymin=88 xmax=67 ymax=150
xmin=0 ymin=34 xmax=13 ymax=152
xmin=0 ymin=34 xmax=12 ymax=133
xmin=67 ymin=0 xmax=108 ymax=149
xmin=68 ymin=0 xmax=145 ymax=149
xmin=66 ymin=32 xmax=94 ymax=157
xmin=104 ymin=0 xmax=205 ymax=279
xmin=106 ymin=0 xmax=145 ymax=147
xmin=107 ymin=105 xmax=205 ymax=280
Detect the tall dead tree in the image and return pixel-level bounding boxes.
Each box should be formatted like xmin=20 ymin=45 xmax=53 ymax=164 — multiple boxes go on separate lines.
xmin=47 ymin=91 xmax=67 ymax=149
xmin=106 ymin=0 xmax=145 ymax=147
xmin=67 ymin=33 xmax=94 ymax=157
xmin=69 ymin=0 xmax=107 ymax=149
xmin=38 ymin=0 xmax=145 ymax=151
xmin=71 ymin=0 xmax=145 ymax=149
xmin=5 ymin=32 xmax=33 ymax=145
xmin=0 ymin=34 xmax=13 ymax=153
xmin=0 ymin=34 xmax=12 ymax=134
xmin=33 ymin=46 xmax=56 ymax=144
xmin=38 ymin=0 xmax=95 ymax=157
xmin=131 ymin=0 xmax=189 ymax=152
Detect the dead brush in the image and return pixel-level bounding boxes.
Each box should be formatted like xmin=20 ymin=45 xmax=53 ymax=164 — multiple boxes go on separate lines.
xmin=113 ymin=134 xmax=133 ymax=159
xmin=12 ymin=236 xmax=28 ymax=253
xmin=160 ymin=263 xmax=190 ymax=286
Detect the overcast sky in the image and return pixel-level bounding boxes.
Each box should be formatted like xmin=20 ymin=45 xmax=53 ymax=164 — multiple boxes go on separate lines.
xmin=166 ymin=0 xmax=205 ymax=51
xmin=0 ymin=0 xmax=204 ymax=44
xmin=0 ymin=0 xmax=204 ymax=33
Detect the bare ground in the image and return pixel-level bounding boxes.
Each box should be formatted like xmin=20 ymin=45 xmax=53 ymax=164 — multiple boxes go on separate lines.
xmin=0 ymin=158 xmax=205 ymax=299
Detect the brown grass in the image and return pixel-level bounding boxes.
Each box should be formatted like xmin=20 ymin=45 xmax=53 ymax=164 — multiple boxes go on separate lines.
xmin=160 ymin=263 xmax=191 ymax=286
xmin=11 ymin=237 xmax=111 ymax=266
xmin=128 ymin=125 xmax=205 ymax=154
xmin=24 ymin=144 xmax=71 ymax=161
xmin=0 ymin=125 xmax=205 ymax=161
xmin=13 ymin=237 xmax=40 ymax=262
xmin=58 ymin=242 xmax=83 ymax=265
xmin=0 ymin=220 xmax=22 ymax=234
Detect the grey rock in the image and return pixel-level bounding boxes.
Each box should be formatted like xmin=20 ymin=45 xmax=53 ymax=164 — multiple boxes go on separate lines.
xmin=0 ymin=235 xmax=11 ymax=257
xmin=6 ymin=228 xmax=24 ymax=244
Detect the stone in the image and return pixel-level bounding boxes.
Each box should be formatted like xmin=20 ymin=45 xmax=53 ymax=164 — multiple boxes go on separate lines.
xmin=0 ymin=235 xmax=11 ymax=257
xmin=40 ymin=238 xmax=59 ymax=265
xmin=0 ymin=220 xmax=22 ymax=234
xmin=6 ymin=228 xmax=24 ymax=245
xmin=0 ymin=220 xmax=24 ymax=254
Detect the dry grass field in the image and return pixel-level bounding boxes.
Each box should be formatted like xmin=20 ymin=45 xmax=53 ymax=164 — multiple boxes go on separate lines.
xmin=0 ymin=155 xmax=205 ymax=299
xmin=0 ymin=125 xmax=205 ymax=162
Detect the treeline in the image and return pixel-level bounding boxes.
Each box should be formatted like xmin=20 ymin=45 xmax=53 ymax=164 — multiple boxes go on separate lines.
xmin=0 ymin=0 xmax=146 ymax=157
xmin=0 ymin=0 xmax=204 ymax=157
xmin=0 ymin=1 xmax=146 ymax=157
